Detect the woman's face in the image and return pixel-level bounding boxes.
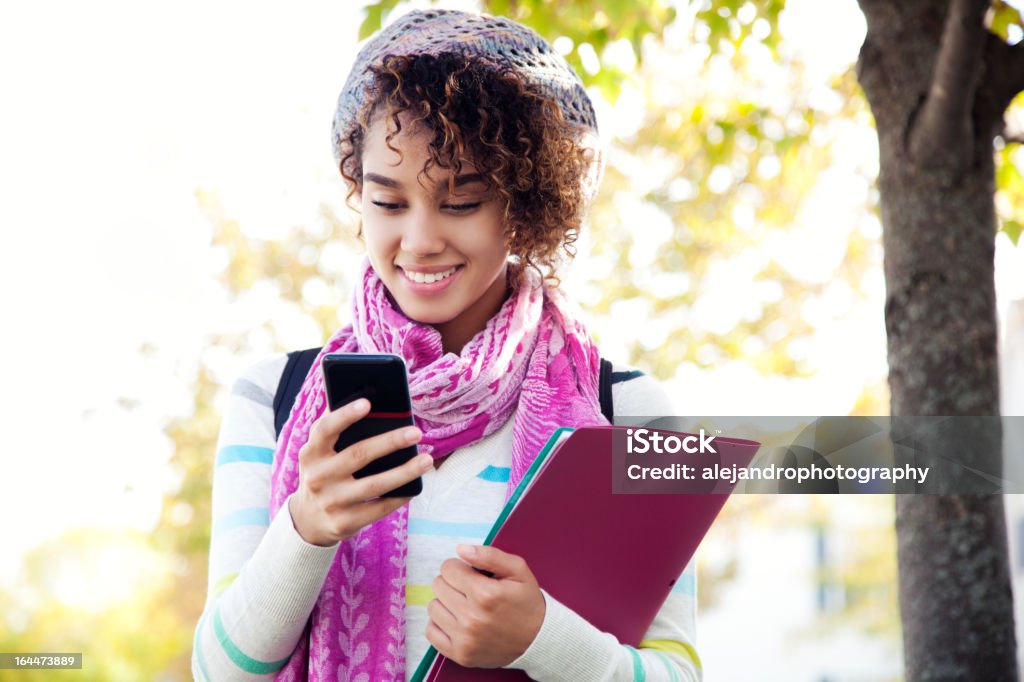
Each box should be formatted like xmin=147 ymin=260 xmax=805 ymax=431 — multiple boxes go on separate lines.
xmin=359 ymin=111 xmax=511 ymax=354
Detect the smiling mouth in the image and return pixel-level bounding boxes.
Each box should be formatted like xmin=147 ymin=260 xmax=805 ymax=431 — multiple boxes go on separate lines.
xmin=400 ymin=266 xmax=461 ymax=284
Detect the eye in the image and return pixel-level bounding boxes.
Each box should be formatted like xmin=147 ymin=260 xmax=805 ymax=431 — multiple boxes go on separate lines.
xmin=371 ymin=201 xmax=403 ymax=211
xmin=443 ymin=202 xmax=482 ymax=212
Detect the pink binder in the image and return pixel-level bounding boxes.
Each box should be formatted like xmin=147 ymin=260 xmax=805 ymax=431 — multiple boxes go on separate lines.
xmin=412 ymin=425 xmax=761 ymax=681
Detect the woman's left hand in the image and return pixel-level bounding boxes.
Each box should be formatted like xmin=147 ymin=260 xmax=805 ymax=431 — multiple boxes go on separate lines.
xmin=425 ymin=544 xmax=545 ymax=668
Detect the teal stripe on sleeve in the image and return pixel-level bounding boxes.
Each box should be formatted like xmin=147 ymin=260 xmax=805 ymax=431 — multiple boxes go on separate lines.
xmin=213 ymin=507 xmax=269 ymax=535
xmin=670 ymin=573 xmax=696 ymax=597
xmin=216 ymin=445 xmax=275 ymax=466
xmin=212 ymin=605 xmax=291 ymax=674
xmin=408 ymin=519 xmax=493 ymax=538
xmin=476 ymin=465 xmax=510 ymax=482
xmin=625 ymin=645 xmax=646 ymax=681
xmin=651 ymin=650 xmax=682 ymax=682
xmin=193 ymin=610 xmax=212 ymax=682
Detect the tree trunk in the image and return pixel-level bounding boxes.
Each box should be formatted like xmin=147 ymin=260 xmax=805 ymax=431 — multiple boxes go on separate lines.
xmin=856 ymin=0 xmax=1018 ymax=679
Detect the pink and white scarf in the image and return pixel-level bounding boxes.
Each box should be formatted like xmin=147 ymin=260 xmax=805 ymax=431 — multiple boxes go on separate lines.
xmin=268 ymin=257 xmax=608 ymax=681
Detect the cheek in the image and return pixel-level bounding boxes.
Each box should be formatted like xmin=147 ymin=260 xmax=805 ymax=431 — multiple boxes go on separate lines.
xmin=361 ymin=232 xmax=397 ymax=275
xmin=361 ymin=220 xmax=393 ymax=252
xmin=469 ymin=211 xmax=511 ymax=262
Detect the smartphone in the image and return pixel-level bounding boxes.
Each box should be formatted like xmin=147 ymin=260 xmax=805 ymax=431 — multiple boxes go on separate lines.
xmin=320 ymin=353 xmax=423 ymax=498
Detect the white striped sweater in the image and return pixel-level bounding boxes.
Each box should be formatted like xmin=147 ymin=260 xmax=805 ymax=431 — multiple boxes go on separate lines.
xmin=192 ymin=354 xmax=701 ymax=681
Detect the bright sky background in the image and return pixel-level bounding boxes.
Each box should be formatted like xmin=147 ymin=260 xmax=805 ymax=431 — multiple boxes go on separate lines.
xmin=2 ymin=0 xmax=1024 ymax=600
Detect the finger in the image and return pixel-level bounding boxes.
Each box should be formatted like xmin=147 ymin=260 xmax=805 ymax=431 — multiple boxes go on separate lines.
xmin=455 ymin=544 xmax=528 ymax=580
xmin=305 ymin=398 xmax=372 ymax=458
xmin=439 ymin=557 xmax=483 ymax=595
xmin=331 ymin=495 xmax=412 ymax=537
xmin=344 ymin=451 xmax=433 ymax=504
xmin=337 ymin=424 xmax=423 ymax=478
xmin=425 ymin=620 xmax=453 ymax=656
xmin=432 ymin=573 xmax=470 ymax=614
xmin=427 ymin=597 xmax=460 ymax=635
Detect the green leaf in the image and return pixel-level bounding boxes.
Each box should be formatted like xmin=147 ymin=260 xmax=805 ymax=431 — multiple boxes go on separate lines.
xmin=359 ymin=5 xmax=383 ymax=41
xmin=605 ymin=0 xmax=628 ymax=26
xmin=997 ymin=147 xmax=1024 ymax=188
xmin=360 ymin=0 xmax=403 ymax=41
xmin=988 ymin=0 xmax=1024 ymax=41
xmin=489 ymin=0 xmax=511 ymax=17
xmin=1001 ymin=219 xmax=1023 ymax=245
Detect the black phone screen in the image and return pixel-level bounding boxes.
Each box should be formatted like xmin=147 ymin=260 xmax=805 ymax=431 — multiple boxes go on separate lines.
xmin=321 ymin=353 xmax=423 ymax=498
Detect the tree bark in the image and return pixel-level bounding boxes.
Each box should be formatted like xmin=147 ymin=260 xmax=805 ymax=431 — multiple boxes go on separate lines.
xmin=856 ymin=1 xmax=1018 ymax=680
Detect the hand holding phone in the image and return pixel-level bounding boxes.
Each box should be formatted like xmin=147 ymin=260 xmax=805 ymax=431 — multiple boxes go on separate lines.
xmin=321 ymin=353 xmax=424 ymax=498
xmin=286 ymin=354 xmax=430 ymax=547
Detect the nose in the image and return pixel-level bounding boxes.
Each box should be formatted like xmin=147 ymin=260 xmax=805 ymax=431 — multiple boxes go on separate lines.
xmin=400 ymin=208 xmax=446 ymax=257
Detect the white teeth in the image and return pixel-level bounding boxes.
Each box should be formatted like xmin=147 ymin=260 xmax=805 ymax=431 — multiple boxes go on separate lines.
xmin=405 ymin=267 xmax=457 ymax=284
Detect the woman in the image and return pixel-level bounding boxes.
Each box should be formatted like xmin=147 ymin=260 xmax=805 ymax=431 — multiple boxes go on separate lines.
xmin=192 ymin=8 xmax=700 ymax=681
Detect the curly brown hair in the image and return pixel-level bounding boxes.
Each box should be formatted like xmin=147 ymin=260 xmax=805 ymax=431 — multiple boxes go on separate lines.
xmin=336 ymin=52 xmax=594 ymax=283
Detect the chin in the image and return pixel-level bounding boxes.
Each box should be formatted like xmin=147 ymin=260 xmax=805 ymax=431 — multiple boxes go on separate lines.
xmin=394 ymin=298 xmax=458 ymax=326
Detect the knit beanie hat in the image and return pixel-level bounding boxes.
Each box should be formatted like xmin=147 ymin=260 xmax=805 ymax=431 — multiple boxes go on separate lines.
xmin=330 ymin=8 xmax=604 ymax=203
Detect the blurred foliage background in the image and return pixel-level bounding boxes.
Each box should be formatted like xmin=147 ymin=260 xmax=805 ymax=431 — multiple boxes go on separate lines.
xmin=2 ymin=0 xmax=1022 ymax=679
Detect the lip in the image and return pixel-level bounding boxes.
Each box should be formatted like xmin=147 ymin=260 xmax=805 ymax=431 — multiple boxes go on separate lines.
xmin=397 ymin=264 xmax=463 ymax=295
xmin=398 ymin=264 xmax=462 ymax=274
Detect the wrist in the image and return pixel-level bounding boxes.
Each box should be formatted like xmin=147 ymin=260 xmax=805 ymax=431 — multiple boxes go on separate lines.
xmin=508 ymin=589 xmax=549 ymax=666
xmin=522 ymin=588 xmax=546 ymax=655
xmin=287 ymin=492 xmax=336 ymax=547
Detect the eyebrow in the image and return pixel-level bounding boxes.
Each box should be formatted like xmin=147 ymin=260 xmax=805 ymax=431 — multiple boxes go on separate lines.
xmin=362 ymin=171 xmax=487 ymax=191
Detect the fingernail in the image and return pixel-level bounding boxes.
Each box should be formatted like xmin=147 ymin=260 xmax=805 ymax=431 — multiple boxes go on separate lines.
xmin=418 ymin=454 xmax=433 ymax=470
xmin=457 ymin=544 xmax=476 ymax=558
xmin=404 ymin=427 xmax=422 ymax=443
xmin=351 ymin=398 xmax=369 ymax=411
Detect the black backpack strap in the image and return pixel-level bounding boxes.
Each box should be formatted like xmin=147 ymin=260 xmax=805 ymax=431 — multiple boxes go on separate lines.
xmin=273 ymin=347 xmax=322 ymax=440
xmin=276 ymin=348 xmax=616 ymax=435
xmin=599 ymin=357 xmax=614 ymax=424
